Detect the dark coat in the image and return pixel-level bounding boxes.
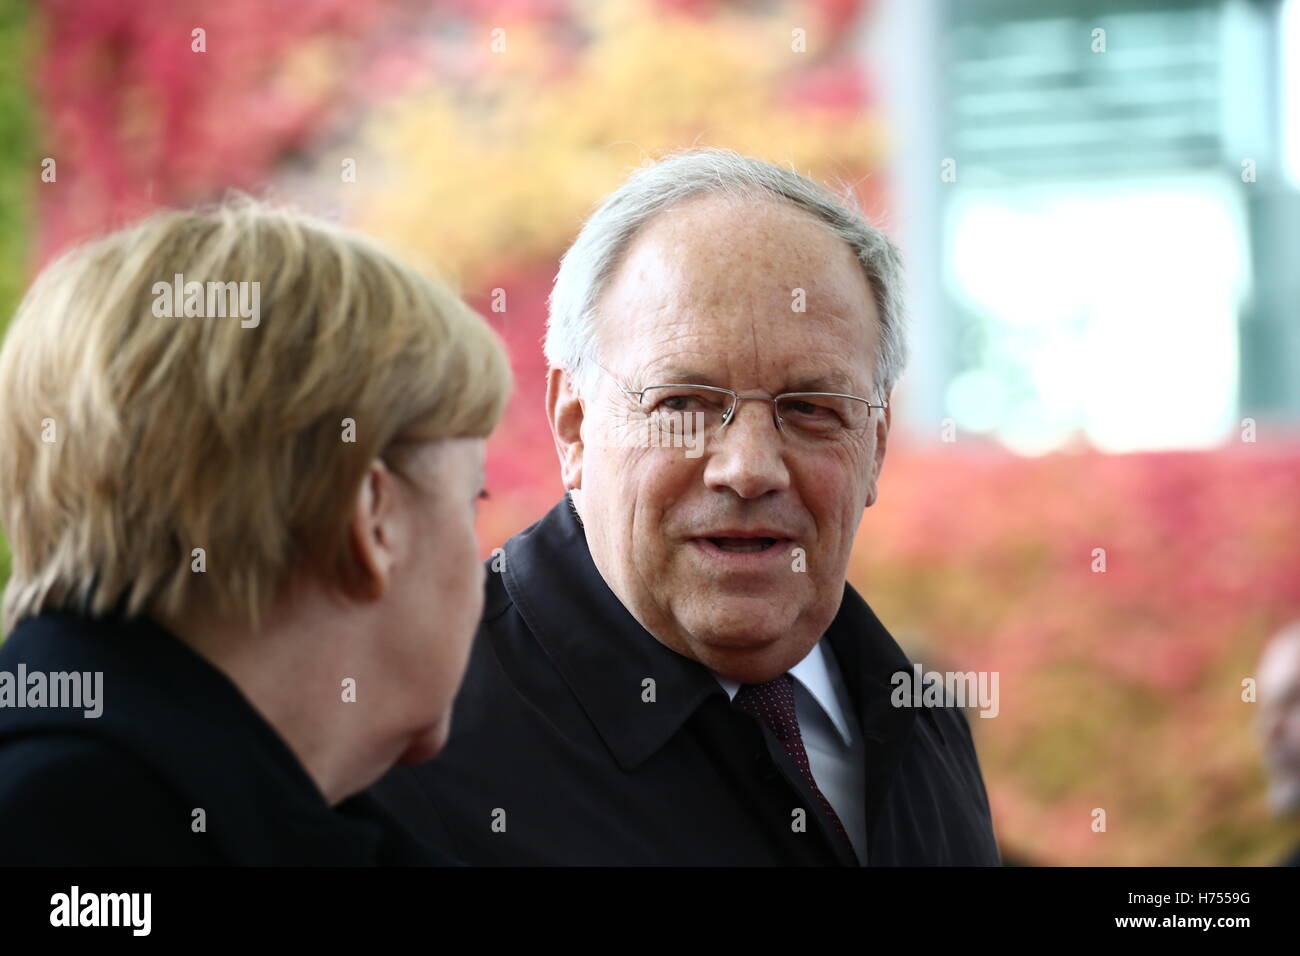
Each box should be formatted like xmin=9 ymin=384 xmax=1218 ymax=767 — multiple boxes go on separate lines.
xmin=371 ymin=498 xmax=1002 ymax=865
xmin=0 ymin=611 xmax=455 ymax=865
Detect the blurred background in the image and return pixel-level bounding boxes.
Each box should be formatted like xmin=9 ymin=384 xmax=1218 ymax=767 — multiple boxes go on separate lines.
xmin=1 ymin=0 xmax=1298 ymax=865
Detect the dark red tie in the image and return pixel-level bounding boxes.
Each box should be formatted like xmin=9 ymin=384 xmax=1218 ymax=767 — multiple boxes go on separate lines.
xmin=732 ymin=673 xmax=856 ymax=860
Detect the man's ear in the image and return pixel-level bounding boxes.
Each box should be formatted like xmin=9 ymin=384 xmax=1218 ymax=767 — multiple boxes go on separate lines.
xmin=546 ymin=366 xmax=585 ymax=492
xmin=865 ymin=400 xmax=891 ymax=510
xmin=347 ymin=459 xmax=400 ymax=601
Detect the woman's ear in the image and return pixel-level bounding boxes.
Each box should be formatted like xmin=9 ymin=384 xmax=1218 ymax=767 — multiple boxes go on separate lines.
xmin=546 ymin=367 xmax=585 ymax=492
xmin=347 ymin=459 xmax=400 ymax=600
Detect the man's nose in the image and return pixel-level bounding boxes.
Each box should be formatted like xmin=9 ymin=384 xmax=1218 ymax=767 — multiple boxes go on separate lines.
xmin=702 ymin=397 xmax=790 ymax=499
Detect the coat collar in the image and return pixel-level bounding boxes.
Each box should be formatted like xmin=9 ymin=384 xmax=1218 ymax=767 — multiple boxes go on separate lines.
xmin=501 ymin=497 xmax=721 ymax=772
xmin=501 ymin=497 xmax=941 ymax=816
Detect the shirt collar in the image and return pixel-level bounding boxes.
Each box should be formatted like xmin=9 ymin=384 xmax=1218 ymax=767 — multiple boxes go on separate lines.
xmin=710 ymin=640 xmax=854 ymax=746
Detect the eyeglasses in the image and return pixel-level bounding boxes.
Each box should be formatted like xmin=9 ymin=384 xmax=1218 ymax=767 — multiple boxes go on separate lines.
xmin=598 ymin=365 xmax=886 ymax=446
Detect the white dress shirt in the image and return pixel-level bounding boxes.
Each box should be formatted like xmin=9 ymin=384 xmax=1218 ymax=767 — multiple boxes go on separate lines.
xmin=711 ymin=639 xmax=868 ymax=864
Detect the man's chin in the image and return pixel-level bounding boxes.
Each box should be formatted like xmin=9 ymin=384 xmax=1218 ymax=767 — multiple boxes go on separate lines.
xmin=681 ymin=594 xmax=803 ymax=635
xmin=699 ymin=644 xmax=814 ymax=685
xmin=679 ymin=617 xmax=818 ymax=683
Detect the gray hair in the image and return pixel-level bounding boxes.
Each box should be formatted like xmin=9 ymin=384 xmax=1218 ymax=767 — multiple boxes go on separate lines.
xmin=545 ymin=148 xmax=908 ymax=401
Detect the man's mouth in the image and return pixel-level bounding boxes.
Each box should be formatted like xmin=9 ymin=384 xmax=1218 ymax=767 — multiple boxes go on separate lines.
xmin=707 ymin=536 xmax=779 ymax=553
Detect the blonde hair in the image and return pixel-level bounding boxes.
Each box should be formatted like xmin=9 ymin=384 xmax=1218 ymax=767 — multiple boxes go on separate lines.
xmin=0 ymin=198 xmax=511 ymax=634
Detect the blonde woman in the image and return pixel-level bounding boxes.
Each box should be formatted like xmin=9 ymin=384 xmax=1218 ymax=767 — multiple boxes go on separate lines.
xmin=0 ymin=200 xmax=510 ymax=865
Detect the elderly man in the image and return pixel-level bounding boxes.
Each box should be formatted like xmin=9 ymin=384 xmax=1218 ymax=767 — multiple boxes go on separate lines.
xmin=372 ymin=149 xmax=1001 ymax=865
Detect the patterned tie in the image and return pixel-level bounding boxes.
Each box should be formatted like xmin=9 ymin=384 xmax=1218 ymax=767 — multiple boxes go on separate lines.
xmin=732 ymin=673 xmax=857 ymax=861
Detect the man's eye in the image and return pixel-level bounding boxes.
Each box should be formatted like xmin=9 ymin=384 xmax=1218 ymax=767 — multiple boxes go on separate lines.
xmin=779 ymin=398 xmax=849 ymax=432
xmin=646 ymin=390 xmax=712 ymax=413
xmin=786 ymin=400 xmax=833 ymax=418
xmin=659 ymin=395 xmax=697 ymax=412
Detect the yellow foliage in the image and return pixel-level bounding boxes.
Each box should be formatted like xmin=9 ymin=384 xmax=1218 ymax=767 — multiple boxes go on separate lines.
xmin=338 ymin=0 xmax=884 ymax=287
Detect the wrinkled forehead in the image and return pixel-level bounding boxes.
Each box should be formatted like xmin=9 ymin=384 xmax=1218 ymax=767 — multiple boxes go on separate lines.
xmin=595 ymin=195 xmax=880 ymax=393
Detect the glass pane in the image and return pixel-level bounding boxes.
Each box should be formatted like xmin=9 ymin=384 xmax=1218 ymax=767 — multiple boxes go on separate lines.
xmin=776 ymin=394 xmax=866 ymax=434
xmin=640 ymin=386 xmax=730 ymax=414
xmin=639 ymin=386 xmax=729 ymax=437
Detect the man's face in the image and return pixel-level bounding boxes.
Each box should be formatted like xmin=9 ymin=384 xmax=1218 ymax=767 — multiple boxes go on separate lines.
xmin=554 ymin=194 xmax=890 ymax=684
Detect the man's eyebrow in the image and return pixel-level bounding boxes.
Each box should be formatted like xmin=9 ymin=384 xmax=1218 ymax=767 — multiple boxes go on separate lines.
xmin=639 ymin=369 xmax=867 ymax=394
xmin=640 ymin=367 xmax=720 ymax=386
xmin=783 ymin=374 xmax=862 ymax=394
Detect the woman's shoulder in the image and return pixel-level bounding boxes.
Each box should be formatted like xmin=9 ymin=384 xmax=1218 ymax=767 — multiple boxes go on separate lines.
xmin=0 ymin=730 xmax=221 ymax=865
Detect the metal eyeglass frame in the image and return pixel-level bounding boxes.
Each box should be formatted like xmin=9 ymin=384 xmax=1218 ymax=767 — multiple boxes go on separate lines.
xmin=613 ymin=378 xmax=888 ymax=436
